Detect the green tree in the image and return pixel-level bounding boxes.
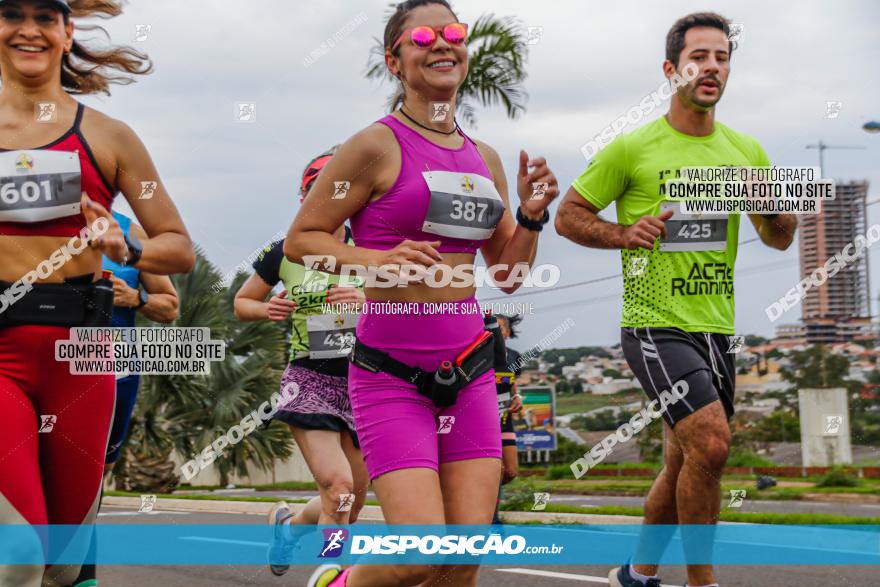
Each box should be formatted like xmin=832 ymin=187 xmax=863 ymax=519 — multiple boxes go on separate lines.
xmin=545 ymin=434 xmax=588 ymax=465
xmin=571 ymin=409 xmax=619 ymax=431
xmin=780 ymin=345 xmax=849 ymax=389
xmin=366 ymin=12 xmax=528 ymax=127
xmin=542 ymin=347 xmax=608 ymax=365
xmin=765 ymin=348 xmax=783 ymax=360
xmin=637 ymin=418 xmax=663 ymax=464
xmin=119 ymin=249 xmax=295 ymax=491
xmin=602 ymin=368 xmax=622 ymax=378
xmin=752 ymin=411 xmax=801 ymax=443
xmin=764 ymin=388 xmax=799 ymax=411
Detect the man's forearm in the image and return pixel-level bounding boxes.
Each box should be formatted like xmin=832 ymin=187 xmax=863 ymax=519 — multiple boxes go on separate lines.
xmin=140 ymin=293 xmax=178 ymax=323
xmin=556 ymin=201 xmax=627 ymax=249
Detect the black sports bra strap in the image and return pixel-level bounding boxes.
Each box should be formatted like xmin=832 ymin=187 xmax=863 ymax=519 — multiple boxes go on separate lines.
xmin=73 ymin=102 xmax=85 ymax=131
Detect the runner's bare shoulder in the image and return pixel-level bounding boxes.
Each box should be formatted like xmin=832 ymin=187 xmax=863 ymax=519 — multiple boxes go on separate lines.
xmin=336 ymin=121 xmax=401 ymax=196
xmin=77 ymin=107 xmax=147 ymax=187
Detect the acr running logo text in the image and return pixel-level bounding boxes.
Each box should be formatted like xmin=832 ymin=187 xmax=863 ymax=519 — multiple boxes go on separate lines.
xmin=671 ymin=262 xmax=733 ymax=297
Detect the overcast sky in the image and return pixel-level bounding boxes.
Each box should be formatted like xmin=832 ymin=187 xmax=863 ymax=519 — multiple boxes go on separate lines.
xmin=77 ymin=0 xmax=880 ymax=351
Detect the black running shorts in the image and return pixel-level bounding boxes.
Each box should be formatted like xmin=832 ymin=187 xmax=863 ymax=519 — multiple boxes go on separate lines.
xmin=621 ymin=327 xmax=736 ymax=427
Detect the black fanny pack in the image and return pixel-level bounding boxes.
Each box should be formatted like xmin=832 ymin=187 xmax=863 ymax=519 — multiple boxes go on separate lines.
xmin=349 ymin=330 xmax=495 ymax=408
xmin=0 ymin=273 xmax=114 ymax=328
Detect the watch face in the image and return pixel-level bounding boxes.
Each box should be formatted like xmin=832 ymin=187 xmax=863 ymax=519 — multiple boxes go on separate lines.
xmin=139 ymin=288 xmax=149 ymax=307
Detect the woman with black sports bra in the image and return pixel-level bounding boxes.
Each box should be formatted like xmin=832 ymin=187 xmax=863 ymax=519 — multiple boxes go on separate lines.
xmin=0 ymin=1 xmax=193 ymax=585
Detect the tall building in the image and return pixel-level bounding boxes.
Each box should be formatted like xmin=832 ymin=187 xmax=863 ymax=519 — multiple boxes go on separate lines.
xmin=772 ymin=322 xmax=807 ymax=347
xmin=798 ymin=180 xmax=872 ymax=343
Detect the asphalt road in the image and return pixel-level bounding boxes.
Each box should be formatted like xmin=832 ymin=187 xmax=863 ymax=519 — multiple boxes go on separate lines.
xmin=203 ymin=488 xmax=880 ymax=517
xmin=96 ymin=507 xmax=876 ymax=587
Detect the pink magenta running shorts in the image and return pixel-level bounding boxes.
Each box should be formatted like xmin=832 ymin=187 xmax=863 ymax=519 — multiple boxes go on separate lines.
xmin=348 ymin=298 xmax=502 ymax=480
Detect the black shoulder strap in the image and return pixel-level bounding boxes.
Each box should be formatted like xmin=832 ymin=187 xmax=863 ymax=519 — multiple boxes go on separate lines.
xmin=73 ymin=102 xmax=85 ymax=131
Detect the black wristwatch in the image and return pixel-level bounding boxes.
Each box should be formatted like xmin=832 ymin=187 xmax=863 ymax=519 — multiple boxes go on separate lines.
xmin=123 ymin=232 xmax=143 ymax=267
xmin=516 ymin=207 xmax=550 ymax=232
xmin=136 ymin=288 xmax=149 ymax=310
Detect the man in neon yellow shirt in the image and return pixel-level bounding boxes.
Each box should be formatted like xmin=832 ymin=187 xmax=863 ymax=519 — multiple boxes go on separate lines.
xmin=556 ymin=12 xmax=797 ymax=587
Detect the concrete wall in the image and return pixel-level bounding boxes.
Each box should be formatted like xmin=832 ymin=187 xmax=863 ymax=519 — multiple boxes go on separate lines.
xmin=798 ymin=387 xmax=853 ymax=466
xmin=109 ymin=444 xmax=312 ymax=490
xmin=172 ymin=444 xmax=312 ymax=487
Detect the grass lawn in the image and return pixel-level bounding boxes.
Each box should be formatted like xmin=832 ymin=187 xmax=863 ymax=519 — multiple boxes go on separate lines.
xmin=508 ymin=478 xmax=880 ymax=500
xmin=178 ymin=476 xmax=880 ymax=499
xmin=555 ymin=391 xmax=643 ymax=416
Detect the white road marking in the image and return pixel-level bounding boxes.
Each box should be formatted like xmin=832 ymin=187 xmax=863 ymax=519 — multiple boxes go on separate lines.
xmin=98 ymin=511 xmax=191 ymax=517
xmin=496 ymin=568 xmax=681 ymax=586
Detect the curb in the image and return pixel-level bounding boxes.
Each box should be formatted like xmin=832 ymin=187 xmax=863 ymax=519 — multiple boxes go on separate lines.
xmin=103 ymin=497 xmax=386 ymax=520
xmin=802 ymin=492 xmax=880 ymax=504
xmin=102 ymin=496 xmax=644 ymax=524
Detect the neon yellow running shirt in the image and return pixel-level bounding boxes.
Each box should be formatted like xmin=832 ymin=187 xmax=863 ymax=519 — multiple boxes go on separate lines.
xmin=571 ymin=116 xmax=770 ymax=334
xmin=252 ymin=233 xmax=362 ymax=361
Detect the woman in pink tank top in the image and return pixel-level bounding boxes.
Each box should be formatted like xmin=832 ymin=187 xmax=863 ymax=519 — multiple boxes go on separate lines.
xmin=284 ymin=2 xmax=559 ymax=585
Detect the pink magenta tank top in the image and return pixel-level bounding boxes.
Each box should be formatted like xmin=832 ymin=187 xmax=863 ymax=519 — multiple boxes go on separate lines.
xmin=349 ymin=115 xmax=505 ymax=254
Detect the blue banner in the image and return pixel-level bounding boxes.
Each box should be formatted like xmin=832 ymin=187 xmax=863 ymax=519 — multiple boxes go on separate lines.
xmin=1 ymin=524 xmax=879 ymax=565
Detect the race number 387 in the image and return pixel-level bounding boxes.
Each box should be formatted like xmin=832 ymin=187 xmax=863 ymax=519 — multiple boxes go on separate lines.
xmin=449 ymin=199 xmax=489 ymax=222
xmin=421 ymin=170 xmax=504 ymax=240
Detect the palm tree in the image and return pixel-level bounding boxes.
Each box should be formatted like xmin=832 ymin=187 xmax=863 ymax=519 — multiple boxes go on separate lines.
xmin=118 ymin=248 xmax=295 ymax=491
xmin=365 ymin=12 xmax=529 ymax=127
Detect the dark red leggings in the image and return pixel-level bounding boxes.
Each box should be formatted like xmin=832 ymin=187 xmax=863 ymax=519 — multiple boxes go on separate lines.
xmin=0 ymin=325 xmax=114 ymax=586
